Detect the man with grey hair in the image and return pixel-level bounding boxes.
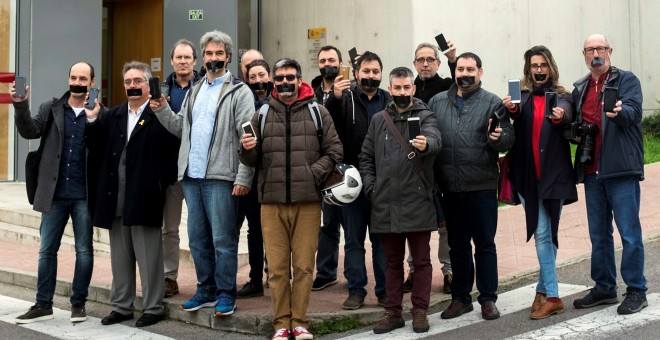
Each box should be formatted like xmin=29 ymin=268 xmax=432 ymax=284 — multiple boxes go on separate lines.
xmin=404 ymin=39 xmax=458 ymax=294
xmin=150 ymin=30 xmax=255 ymax=317
xmin=85 ymin=61 xmax=179 ymax=327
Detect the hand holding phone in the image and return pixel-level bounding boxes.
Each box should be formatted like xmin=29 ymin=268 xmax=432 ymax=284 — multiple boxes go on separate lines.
xmin=149 ymin=77 xmax=162 ymax=99
xmin=545 ymin=92 xmax=557 ymax=119
xmin=408 ymin=117 xmax=421 ymax=143
xmin=508 ymin=79 xmax=521 ymax=104
xmin=242 ymin=121 xmax=257 ymax=141
xmin=14 ymin=76 xmax=27 ymax=98
xmin=489 ymin=108 xmax=505 ymax=134
xmin=340 ymin=65 xmax=351 ymax=80
xmin=435 ymin=34 xmax=450 ymax=54
xmin=602 ymin=87 xmax=618 ymax=113
xmin=85 ymin=88 xmax=100 ymax=110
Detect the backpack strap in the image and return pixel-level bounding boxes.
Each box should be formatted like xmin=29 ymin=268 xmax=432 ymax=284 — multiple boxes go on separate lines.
xmin=307 ymin=101 xmax=323 ymax=146
xmin=258 ymin=103 xmax=270 ymax=137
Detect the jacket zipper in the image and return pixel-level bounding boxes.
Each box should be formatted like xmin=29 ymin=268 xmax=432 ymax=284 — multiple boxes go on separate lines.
xmin=285 ymin=106 xmax=292 ymax=203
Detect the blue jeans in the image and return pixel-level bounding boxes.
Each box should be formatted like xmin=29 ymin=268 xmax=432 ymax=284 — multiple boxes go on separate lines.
xmin=443 ymin=190 xmax=498 ymax=304
xmin=584 ymin=174 xmax=647 ymax=293
xmin=315 ymin=202 xmax=341 ymax=280
xmin=339 ymin=193 xmax=386 ymax=299
xmin=37 ymin=199 xmax=93 ymax=308
xmin=182 ymin=178 xmax=239 ymax=300
xmin=519 ymin=193 xmax=563 ymax=298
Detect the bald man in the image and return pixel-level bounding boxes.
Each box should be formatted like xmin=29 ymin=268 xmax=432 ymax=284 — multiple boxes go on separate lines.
xmin=240 ymin=49 xmax=264 ymax=80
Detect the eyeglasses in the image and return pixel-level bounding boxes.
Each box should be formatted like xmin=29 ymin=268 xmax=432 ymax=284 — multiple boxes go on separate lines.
xmin=415 ymin=57 xmax=438 ymax=64
xmin=583 ymin=46 xmax=609 ymax=55
xmin=530 ymin=63 xmax=549 ymax=71
xmin=123 ymin=78 xmax=146 ymax=86
xmin=273 ymin=74 xmax=297 ymax=82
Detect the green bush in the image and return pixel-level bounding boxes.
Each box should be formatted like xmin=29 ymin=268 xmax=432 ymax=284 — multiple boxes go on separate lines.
xmin=642 ymin=103 xmax=660 ymax=137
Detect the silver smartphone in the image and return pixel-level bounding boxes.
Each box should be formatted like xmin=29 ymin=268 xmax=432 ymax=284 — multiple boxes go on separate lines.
xmin=242 ymin=121 xmax=257 ymax=141
xmin=508 ymin=79 xmax=521 ymax=104
xmin=408 ymin=117 xmax=421 ymax=143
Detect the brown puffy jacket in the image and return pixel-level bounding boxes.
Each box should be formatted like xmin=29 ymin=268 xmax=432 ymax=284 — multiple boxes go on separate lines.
xmin=240 ymin=82 xmax=343 ymax=204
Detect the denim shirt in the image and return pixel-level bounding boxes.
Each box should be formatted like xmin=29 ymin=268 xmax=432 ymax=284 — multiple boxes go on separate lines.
xmin=187 ymin=71 xmax=231 ymax=178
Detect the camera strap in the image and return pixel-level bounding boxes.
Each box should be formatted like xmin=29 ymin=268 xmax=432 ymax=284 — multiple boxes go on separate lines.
xmin=381 ymin=112 xmax=433 ymax=191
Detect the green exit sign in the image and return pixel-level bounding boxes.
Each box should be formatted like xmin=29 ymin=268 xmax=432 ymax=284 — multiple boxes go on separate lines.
xmin=189 ymin=10 xmax=203 ymax=21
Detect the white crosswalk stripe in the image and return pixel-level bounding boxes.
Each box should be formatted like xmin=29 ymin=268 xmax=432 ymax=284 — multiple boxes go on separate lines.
xmin=506 ymin=293 xmax=660 ymax=340
xmin=340 ymin=283 xmax=591 ymax=340
xmin=0 ymin=295 xmax=173 ymax=340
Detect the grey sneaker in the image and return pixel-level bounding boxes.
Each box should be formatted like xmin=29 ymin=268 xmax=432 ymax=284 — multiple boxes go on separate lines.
xmin=15 ymin=305 xmax=54 ymax=324
xmin=71 ymin=303 xmax=87 ymax=322
xmin=342 ymin=294 xmax=365 ymax=310
xmin=573 ymin=288 xmax=618 ymax=309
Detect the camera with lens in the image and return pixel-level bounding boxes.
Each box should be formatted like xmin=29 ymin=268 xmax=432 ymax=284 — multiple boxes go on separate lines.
xmin=567 ymin=122 xmax=599 ymax=164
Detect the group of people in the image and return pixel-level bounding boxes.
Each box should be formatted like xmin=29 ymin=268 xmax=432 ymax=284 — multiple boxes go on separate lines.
xmin=9 ymin=29 xmax=646 ymax=340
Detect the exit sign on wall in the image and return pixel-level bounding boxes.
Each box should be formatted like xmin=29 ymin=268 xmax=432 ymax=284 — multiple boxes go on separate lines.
xmin=189 ymin=10 xmax=203 ymax=21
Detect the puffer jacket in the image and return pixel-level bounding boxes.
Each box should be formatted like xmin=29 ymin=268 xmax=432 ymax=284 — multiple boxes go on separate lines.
xmin=572 ymin=66 xmax=644 ymax=183
xmin=359 ymin=98 xmax=441 ymax=234
xmin=428 ymin=83 xmax=514 ymax=192
xmin=240 ymin=82 xmax=343 ymax=204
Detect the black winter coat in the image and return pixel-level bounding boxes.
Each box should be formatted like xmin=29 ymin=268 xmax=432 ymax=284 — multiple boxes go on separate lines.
xmin=86 ymin=103 xmax=179 ymax=229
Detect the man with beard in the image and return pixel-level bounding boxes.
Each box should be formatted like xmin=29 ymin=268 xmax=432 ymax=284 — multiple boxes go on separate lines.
xmin=428 ymin=52 xmax=514 ymax=321
xmin=404 ymin=39 xmax=458 ymax=294
xmin=323 ymin=51 xmax=389 ymax=310
xmin=312 ymin=45 xmax=344 ymax=292
xmin=571 ymin=34 xmax=647 ymax=315
xmin=12 ymin=62 xmax=96 ymax=324
xmin=85 ymin=61 xmax=179 ymax=327
xmin=360 ymin=66 xmax=441 ymax=334
xmin=150 ymin=30 xmax=255 ymax=317
xmin=240 ymin=58 xmax=343 ymax=340
xmin=161 ymin=38 xmax=202 ymax=299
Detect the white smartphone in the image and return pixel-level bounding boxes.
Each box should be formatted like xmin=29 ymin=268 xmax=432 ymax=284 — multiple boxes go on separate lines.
xmin=508 ymin=79 xmax=521 ymax=104
xmin=242 ymin=121 xmax=257 ymax=141
xmin=408 ymin=117 xmax=421 ymax=143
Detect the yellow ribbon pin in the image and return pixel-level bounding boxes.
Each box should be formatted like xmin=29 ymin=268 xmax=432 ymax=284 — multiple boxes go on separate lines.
xmin=138 ymin=119 xmax=145 ymax=125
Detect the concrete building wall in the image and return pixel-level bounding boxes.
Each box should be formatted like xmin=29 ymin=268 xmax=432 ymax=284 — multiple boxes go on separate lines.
xmin=262 ymin=0 xmax=658 ymax=113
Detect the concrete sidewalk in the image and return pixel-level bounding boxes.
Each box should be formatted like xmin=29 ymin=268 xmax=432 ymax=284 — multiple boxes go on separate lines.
xmin=1 ymin=163 xmax=659 ymax=336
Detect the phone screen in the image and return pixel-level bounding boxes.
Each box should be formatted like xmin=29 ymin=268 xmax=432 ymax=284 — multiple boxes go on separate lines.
xmin=602 ymin=87 xmax=618 ymax=113
xmin=408 ymin=117 xmax=421 ymax=143
xmin=85 ymin=88 xmax=99 ymax=109
xmin=149 ymin=77 xmax=162 ymax=99
xmin=508 ymin=79 xmax=521 ymax=103
xmin=14 ymin=76 xmax=26 ymax=98
xmin=545 ymin=92 xmax=557 ymax=118
xmin=435 ymin=33 xmax=450 ymax=54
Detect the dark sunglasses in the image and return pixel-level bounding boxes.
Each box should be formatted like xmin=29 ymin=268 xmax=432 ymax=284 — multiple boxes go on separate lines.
xmin=273 ymin=74 xmax=297 ymax=82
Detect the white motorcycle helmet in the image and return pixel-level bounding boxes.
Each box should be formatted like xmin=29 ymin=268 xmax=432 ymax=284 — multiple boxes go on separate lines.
xmin=321 ymin=163 xmax=363 ymax=205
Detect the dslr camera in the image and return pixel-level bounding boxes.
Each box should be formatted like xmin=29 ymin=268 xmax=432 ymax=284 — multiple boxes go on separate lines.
xmin=566 ymin=122 xmax=599 ymax=164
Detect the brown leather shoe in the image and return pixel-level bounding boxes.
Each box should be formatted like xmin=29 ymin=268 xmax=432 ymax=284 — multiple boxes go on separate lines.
xmin=164 ymin=278 xmax=179 ymax=298
xmin=481 ymin=300 xmax=500 ymax=320
xmin=442 ymin=273 xmax=452 ymax=294
xmin=412 ymin=310 xmax=430 ymax=333
xmin=441 ymin=300 xmax=474 ymax=319
xmin=530 ymin=298 xmax=565 ymax=319
xmin=373 ymin=312 xmax=405 ymax=334
xmin=531 ymin=292 xmax=547 ymax=313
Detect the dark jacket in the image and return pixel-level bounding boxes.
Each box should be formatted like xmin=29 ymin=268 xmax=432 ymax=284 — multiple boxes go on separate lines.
xmin=14 ymin=92 xmax=89 ymax=212
xmin=86 ymin=103 xmax=179 ymax=229
xmin=359 ymin=98 xmax=441 ymax=234
xmin=324 ymin=85 xmax=392 ymax=167
xmin=428 ymin=84 xmax=514 ymax=192
xmin=508 ymin=90 xmax=578 ymax=246
xmin=413 ymin=61 xmax=456 ymax=103
xmin=240 ymin=82 xmax=343 ymax=204
xmin=164 ymin=70 xmax=201 ymax=97
xmin=572 ymin=66 xmax=644 ymax=183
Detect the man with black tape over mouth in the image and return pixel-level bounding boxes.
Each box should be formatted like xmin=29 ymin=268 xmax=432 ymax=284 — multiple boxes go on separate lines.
xmin=12 ymin=61 xmax=97 ymax=325
xmin=322 ymin=51 xmax=391 ymax=311
xmin=428 ymin=52 xmax=514 ymax=322
xmin=149 ymin=30 xmax=255 ymax=318
xmin=571 ymin=34 xmax=647 ymax=315
xmin=84 ymin=61 xmax=179 ymax=328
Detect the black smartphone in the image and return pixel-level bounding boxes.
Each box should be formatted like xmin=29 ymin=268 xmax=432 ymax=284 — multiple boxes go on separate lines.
xmin=149 ymin=76 xmax=162 ymax=99
xmin=14 ymin=76 xmax=26 ymax=98
xmin=508 ymin=79 xmax=521 ymax=103
xmin=489 ymin=109 xmax=504 ymax=134
xmin=545 ymin=91 xmax=557 ymax=119
xmin=435 ymin=33 xmax=450 ymax=54
xmin=85 ymin=88 xmax=99 ymax=110
xmin=408 ymin=117 xmax=421 ymax=143
xmin=602 ymin=86 xmax=618 ymax=113
xmin=242 ymin=121 xmax=257 ymax=141
xmin=348 ymin=47 xmax=358 ymax=70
